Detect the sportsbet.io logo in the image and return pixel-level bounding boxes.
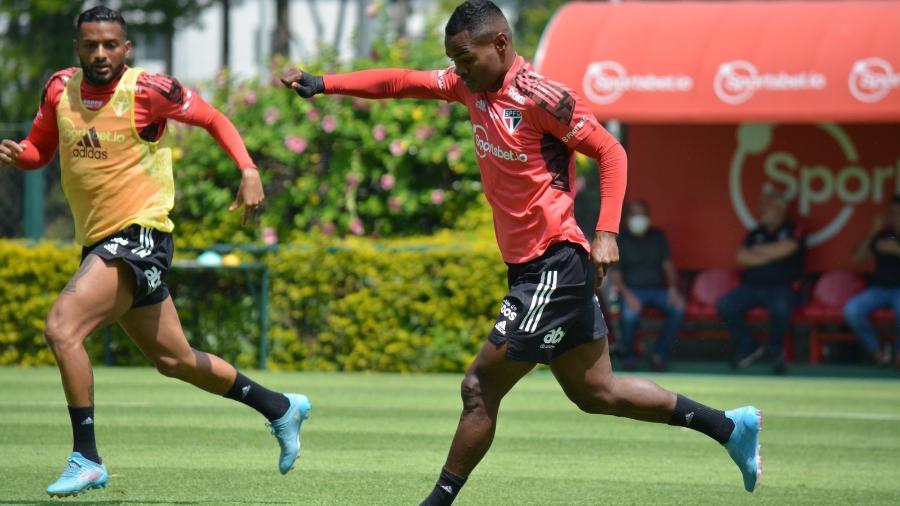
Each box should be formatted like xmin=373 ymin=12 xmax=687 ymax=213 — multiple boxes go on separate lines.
xmin=848 ymin=57 xmax=900 ymax=104
xmin=581 ymin=60 xmax=693 ymax=105
xmin=472 ymin=124 xmax=528 ymax=163
xmin=729 ymin=123 xmax=900 ymax=247
xmin=714 ymin=60 xmax=826 ymax=105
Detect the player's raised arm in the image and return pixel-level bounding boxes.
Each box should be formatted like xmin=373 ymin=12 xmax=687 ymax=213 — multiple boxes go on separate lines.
xmin=145 ymin=74 xmax=264 ymax=224
xmin=280 ymin=66 xmax=463 ymax=102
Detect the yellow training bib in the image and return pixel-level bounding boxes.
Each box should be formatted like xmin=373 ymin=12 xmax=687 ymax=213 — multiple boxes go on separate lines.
xmin=57 ymin=67 xmax=174 ymax=246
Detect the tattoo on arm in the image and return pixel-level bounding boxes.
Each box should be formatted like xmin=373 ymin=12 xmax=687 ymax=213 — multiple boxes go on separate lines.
xmin=63 ymin=255 xmax=99 ymax=294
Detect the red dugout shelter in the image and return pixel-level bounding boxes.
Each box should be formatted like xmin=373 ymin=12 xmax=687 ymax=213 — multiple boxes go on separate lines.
xmin=535 ymin=1 xmax=900 ymax=272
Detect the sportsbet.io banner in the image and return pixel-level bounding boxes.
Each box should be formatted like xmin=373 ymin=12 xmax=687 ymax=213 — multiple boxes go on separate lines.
xmin=627 ymin=123 xmax=900 ymax=272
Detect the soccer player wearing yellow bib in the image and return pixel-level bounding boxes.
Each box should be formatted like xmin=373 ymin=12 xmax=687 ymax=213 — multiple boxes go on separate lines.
xmin=0 ymin=7 xmax=310 ymax=497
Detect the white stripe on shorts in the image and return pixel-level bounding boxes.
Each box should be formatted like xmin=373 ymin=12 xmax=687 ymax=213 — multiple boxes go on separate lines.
xmin=519 ymin=270 xmax=558 ymax=333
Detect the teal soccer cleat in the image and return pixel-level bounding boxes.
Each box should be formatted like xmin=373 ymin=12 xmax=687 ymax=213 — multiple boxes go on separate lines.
xmin=724 ymin=406 xmax=762 ymax=492
xmin=268 ymin=393 xmax=311 ymax=475
xmin=46 ymin=452 xmax=108 ymax=498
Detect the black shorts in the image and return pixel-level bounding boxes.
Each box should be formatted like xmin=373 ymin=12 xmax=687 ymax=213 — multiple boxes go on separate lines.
xmin=488 ymin=241 xmax=608 ymax=364
xmin=80 ymin=224 xmax=174 ymax=308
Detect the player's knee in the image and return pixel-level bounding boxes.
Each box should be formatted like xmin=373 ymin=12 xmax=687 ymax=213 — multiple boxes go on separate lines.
xmin=460 ymin=372 xmax=484 ymax=413
xmin=154 ymin=355 xmax=188 ymax=378
xmin=571 ymin=379 xmax=619 ymax=415
xmin=43 ymin=314 xmax=79 ymax=352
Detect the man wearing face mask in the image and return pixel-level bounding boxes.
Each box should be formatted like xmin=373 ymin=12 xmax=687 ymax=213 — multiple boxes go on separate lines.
xmin=717 ymin=189 xmax=805 ymax=374
xmin=610 ymin=200 xmax=685 ymax=372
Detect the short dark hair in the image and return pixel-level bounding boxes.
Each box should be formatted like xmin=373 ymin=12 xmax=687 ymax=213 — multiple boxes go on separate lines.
xmin=891 ymin=194 xmax=900 ymax=206
xmin=445 ymin=0 xmax=509 ymax=40
xmin=76 ymin=6 xmax=127 ymax=37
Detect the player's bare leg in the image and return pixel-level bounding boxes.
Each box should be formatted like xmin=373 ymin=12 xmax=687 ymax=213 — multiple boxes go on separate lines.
xmin=118 ymin=297 xmax=237 ymax=394
xmin=119 ymin=297 xmax=310 ymax=474
xmin=44 ymin=255 xmax=135 ymax=496
xmin=549 ymin=338 xmax=675 ymax=421
xmin=46 ymin=255 xmax=135 ymax=408
xmin=420 ymin=341 xmax=534 ymax=505
xmin=551 ymin=338 xmax=762 ymax=492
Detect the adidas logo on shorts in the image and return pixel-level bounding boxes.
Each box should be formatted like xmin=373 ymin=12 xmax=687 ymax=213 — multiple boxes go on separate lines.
xmin=494 ymin=320 xmax=508 ymax=335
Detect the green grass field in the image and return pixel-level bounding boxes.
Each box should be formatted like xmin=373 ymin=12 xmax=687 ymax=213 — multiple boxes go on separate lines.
xmin=1 ymin=367 xmax=899 ymax=505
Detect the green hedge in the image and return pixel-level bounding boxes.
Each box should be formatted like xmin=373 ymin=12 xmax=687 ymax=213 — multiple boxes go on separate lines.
xmin=0 ymin=234 xmax=507 ymax=372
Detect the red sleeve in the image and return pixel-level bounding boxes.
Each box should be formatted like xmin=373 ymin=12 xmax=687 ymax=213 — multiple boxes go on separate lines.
xmin=575 ymin=128 xmax=627 ymax=234
xmin=323 ymin=67 xmax=464 ymax=103
xmin=15 ymin=70 xmax=72 ymax=170
xmin=141 ymin=73 xmax=255 ymax=170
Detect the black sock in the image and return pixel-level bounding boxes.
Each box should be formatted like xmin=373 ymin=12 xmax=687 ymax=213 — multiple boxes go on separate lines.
xmin=68 ymin=406 xmax=101 ymax=464
xmin=420 ymin=468 xmax=467 ymax=506
xmin=668 ymin=394 xmax=735 ymax=445
xmin=223 ymin=372 xmax=290 ymax=421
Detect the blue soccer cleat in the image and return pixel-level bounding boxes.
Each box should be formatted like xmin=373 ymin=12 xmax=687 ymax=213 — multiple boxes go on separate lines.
xmin=724 ymin=406 xmax=762 ymax=492
xmin=267 ymin=393 xmax=311 ymax=475
xmin=46 ymin=452 xmax=108 ymax=498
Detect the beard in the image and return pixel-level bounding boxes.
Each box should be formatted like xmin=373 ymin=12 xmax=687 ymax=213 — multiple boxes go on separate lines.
xmin=81 ymin=60 xmax=126 ymax=86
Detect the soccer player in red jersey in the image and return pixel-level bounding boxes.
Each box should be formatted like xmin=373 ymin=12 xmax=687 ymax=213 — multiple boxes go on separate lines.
xmin=282 ymin=1 xmax=762 ymax=503
xmin=0 ymin=6 xmax=309 ymax=497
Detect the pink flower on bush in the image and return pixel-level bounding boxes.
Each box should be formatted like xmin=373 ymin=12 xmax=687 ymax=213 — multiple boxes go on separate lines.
xmin=284 ymin=135 xmax=308 ymax=154
xmin=372 ymin=124 xmax=387 ymax=141
xmin=265 ymin=107 xmax=279 ymax=125
xmin=380 ymin=174 xmax=395 ymax=191
xmin=307 ymin=109 xmax=320 ymax=122
xmin=322 ymin=115 xmax=337 ymax=133
xmin=438 ymin=103 xmax=452 ymax=117
xmin=352 ymin=98 xmax=371 ymax=111
xmin=349 ymin=217 xmax=365 ymax=236
xmin=431 ymin=189 xmax=445 ymax=205
xmin=389 ymin=140 xmax=405 ymax=157
xmin=388 ymin=196 xmax=402 ymax=213
xmin=346 ymin=173 xmax=360 ymax=188
xmin=262 ymin=227 xmax=278 ymax=245
xmin=321 ymin=221 xmax=336 ymax=236
xmin=447 ymin=144 xmax=462 ymax=162
xmin=415 ymin=127 xmax=434 ymax=140
xmin=318 ymin=182 xmax=329 ymax=194
xmin=243 ymin=91 xmax=257 ymax=107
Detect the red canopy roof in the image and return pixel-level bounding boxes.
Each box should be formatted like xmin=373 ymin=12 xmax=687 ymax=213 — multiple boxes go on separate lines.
xmin=534 ymin=1 xmax=900 ymax=123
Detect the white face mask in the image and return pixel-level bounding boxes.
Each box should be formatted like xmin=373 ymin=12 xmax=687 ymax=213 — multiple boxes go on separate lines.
xmin=628 ymin=214 xmax=650 ymax=235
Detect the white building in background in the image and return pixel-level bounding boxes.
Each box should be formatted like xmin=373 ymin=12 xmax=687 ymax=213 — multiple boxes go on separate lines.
xmin=134 ymin=0 xmax=436 ymax=83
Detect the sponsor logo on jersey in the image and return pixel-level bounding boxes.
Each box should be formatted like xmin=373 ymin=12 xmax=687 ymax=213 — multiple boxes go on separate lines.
xmin=561 ymin=115 xmax=591 ymax=143
xmin=71 ymin=127 xmax=109 ymax=160
xmin=506 ymin=86 xmax=527 ymax=105
xmin=473 ymin=124 xmax=528 ymax=163
xmin=475 ymin=99 xmax=488 ymax=112
xmin=502 ymin=109 xmax=523 ymax=134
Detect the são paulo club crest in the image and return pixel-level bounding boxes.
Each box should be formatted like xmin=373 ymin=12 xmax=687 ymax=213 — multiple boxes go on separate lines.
xmin=502 ymin=109 xmax=523 ymax=134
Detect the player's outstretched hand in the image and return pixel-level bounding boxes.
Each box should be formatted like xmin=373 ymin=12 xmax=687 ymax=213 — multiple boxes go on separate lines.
xmin=279 ymin=68 xmax=324 ymax=98
xmin=591 ymin=231 xmax=620 ymax=285
xmin=230 ymin=167 xmax=265 ymax=225
xmin=0 ymin=139 xmax=25 ymax=167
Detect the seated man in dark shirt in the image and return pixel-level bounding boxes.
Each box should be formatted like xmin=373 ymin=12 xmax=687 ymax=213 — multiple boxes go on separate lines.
xmin=610 ymin=200 xmax=685 ymax=371
xmin=844 ymin=194 xmax=900 ymax=368
xmin=717 ymin=190 xmax=804 ymax=374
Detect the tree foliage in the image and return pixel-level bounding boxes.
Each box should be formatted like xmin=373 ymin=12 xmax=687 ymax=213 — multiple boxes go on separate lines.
xmin=0 ymin=0 xmax=213 ymax=124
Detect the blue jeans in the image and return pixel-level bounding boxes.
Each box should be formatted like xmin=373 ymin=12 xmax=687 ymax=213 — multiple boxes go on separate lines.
xmin=717 ymin=284 xmax=798 ymax=357
xmin=619 ymin=288 xmax=685 ymax=360
xmin=843 ymin=287 xmax=900 ymax=352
